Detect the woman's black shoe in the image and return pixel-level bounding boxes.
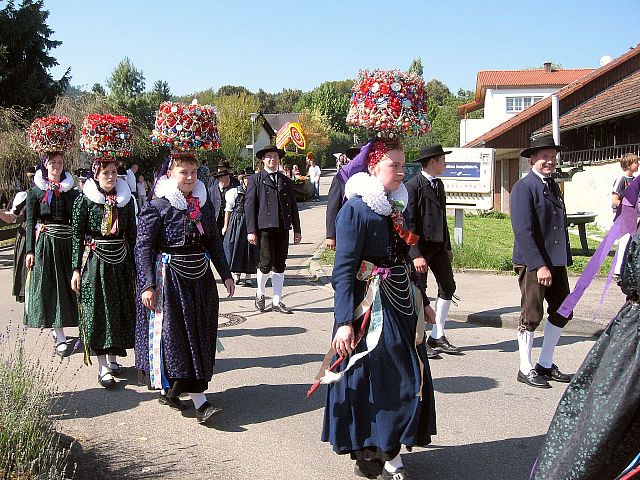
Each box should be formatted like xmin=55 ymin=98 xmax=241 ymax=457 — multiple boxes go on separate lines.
xmin=195 ymin=401 xmax=222 ymax=424
xmin=378 ymin=467 xmax=412 ymax=479
xmin=107 ymin=362 xmax=123 ymax=376
xmin=158 ymin=394 xmax=188 ymax=411
xmin=98 ymin=372 xmax=116 ymax=389
xmin=354 ymin=459 xmax=383 ymax=478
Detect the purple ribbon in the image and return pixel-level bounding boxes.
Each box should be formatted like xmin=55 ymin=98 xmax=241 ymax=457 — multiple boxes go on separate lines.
xmin=372 ymin=266 xmax=391 ymax=281
xmin=557 ymin=200 xmax=638 ymax=319
xmin=337 ymin=139 xmax=374 ymax=185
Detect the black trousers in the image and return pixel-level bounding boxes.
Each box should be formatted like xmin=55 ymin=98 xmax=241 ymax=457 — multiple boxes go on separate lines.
xmin=514 ymin=264 xmax=572 ymax=331
xmin=416 ymin=240 xmax=456 ymax=300
xmin=257 ymin=227 xmax=289 ymax=274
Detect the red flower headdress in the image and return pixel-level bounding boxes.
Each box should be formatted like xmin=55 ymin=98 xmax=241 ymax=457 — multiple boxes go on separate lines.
xmin=27 ymin=116 xmax=76 ymax=155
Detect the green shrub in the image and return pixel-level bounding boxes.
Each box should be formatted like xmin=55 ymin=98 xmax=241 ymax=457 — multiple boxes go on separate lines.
xmin=0 ymin=330 xmax=72 ymax=479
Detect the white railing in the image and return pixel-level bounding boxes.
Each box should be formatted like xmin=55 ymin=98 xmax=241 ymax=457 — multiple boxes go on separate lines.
xmin=560 ymin=143 xmax=640 ymax=165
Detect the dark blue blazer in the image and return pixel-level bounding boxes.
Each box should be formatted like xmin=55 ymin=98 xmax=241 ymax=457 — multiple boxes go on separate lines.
xmin=325 ymin=175 xmax=345 ymax=239
xmin=510 ymin=171 xmax=572 ymax=270
xmin=245 ymin=170 xmax=300 ymax=234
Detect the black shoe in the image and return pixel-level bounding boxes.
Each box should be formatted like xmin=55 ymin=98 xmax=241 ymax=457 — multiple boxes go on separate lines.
xmin=242 ymin=279 xmax=254 ymax=287
xmin=535 ymin=363 xmax=573 ymax=383
xmin=234 ymin=277 xmax=243 ymax=285
xmin=158 ymin=394 xmax=188 ymax=411
xmin=272 ymin=302 xmax=293 ymax=314
xmin=354 ymin=459 xmax=383 ymax=479
xmin=517 ymin=369 xmax=551 ymax=388
xmin=425 ymin=344 xmax=442 ymax=359
xmin=378 ymin=467 xmax=412 ymax=480
xmin=54 ymin=342 xmax=68 ymax=358
xmin=107 ymin=362 xmax=123 ymax=376
xmin=255 ymin=294 xmax=266 ymax=311
xmin=427 ymin=335 xmax=462 ymax=355
xmin=98 ymin=372 xmax=116 ymax=389
xmin=195 ymin=401 xmax=222 ymax=425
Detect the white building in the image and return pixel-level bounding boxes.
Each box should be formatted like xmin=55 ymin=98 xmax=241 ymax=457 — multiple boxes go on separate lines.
xmin=459 ymin=63 xmax=594 ymax=146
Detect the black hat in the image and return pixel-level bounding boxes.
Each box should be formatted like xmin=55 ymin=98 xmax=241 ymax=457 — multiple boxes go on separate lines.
xmin=415 ymin=145 xmax=452 ymax=164
xmin=217 ymin=160 xmax=231 ymax=170
xmin=255 ymin=145 xmax=286 ymax=160
xmin=346 ymin=144 xmax=364 ymax=160
xmin=521 ymin=137 xmax=564 ymax=158
xmin=244 ymin=167 xmax=254 ymax=175
xmin=213 ymin=170 xmax=231 ymax=178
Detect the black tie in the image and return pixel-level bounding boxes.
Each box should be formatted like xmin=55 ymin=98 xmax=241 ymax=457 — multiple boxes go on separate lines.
xmin=544 ymin=177 xmax=559 ymax=198
xmin=270 ymin=173 xmax=277 ymax=185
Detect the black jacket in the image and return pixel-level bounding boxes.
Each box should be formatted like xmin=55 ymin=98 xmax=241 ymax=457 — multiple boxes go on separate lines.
xmin=325 ymin=175 xmax=345 ymax=239
xmin=245 ymin=170 xmax=301 ymax=234
xmin=405 ymin=173 xmax=451 ymax=259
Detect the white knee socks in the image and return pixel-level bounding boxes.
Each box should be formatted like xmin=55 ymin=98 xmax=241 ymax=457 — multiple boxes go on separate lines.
xmin=517 ymin=330 xmax=535 ymax=374
xmin=431 ymin=298 xmax=451 ymax=339
xmin=539 ymin=322 xmax=563 ymax=369
xmin=189 ymin=392 xmax=207 ymax=409
xmin=52 ymin=328 xmax=67 ymax=353
xmin=384 ymin=453 xmax=404 ymax=473
xmin=96 ymin=354 xmax=111 ymax=377
xmin=271 ymin=272 xmax=284 ymax=305
xmin=257 ymin=270 xmax=271 ymax=296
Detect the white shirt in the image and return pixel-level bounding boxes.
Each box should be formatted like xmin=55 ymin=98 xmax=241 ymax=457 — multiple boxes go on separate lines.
xmin=308 ymin=165 xmax=321 ymax=183
xmin=224 ymin=187 xmax=240 ymax=212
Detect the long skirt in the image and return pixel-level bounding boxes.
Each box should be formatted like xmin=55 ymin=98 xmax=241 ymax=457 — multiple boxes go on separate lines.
xmin=533 ymin=302 xmax=640 ymax=480
xmin=223 ymin=210 xmax=258 ymax=274
xmin=321 ymin=266 xmax=436 ymax=460
xmin=135 ymin=253 xmax=220 ymax=396
xmin=78 ymin=243 xmax=136 ymax=356
xmin=12 ymin=227 xmax=26 ymax=302
xmin=25 ymin=228 xmax=78 ymax=328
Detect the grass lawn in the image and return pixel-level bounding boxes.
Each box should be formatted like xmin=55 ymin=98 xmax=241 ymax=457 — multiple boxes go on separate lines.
xmin=319 ymin=213 xmax=615 ymax=275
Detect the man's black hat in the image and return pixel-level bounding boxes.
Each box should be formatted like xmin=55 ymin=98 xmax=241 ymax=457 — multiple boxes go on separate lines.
xmin=415 ymin=145 xmax=452 ymax=164
xmin=217 ymin=160 xmax=231 ymax=170
xmin=521 ymin=137 xmax=564 ymax=158
xmin=345 ymin=144 xmax=364 ymax=160
xmin=255 ymin=145 xmax=286 ymax=160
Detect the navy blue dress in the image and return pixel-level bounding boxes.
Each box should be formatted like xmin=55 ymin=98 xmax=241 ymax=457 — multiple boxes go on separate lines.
xmin=321 ymin=196 xmax=436 ymax=460
xmin=134 ymin=196 xmax=231 ymax=396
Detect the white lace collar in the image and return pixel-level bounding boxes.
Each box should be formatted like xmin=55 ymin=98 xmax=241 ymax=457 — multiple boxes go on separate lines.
xmin=83 ymin=178 xmax=131 ymax=207
xmin=154 ymin=175 xmax=207 ymax=210
xmin=344 ymin=172 xmax=409 ymax=216
xmin=34 ymin=169 xmax=75 ymax=193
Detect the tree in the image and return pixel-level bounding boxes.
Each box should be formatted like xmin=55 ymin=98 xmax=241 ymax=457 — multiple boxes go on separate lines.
xmin=91 ymin=83 xmax=106 ymax=96
xmin=0 ymin=0 xmax=70 ymax=115
xmin=217 ymin=85 xmax=252 ymax=97
xmin=105 ymin=57 xmax=152 ymax=126
xmin=425 ymin=79 xmax=451 ymax=107
xmin=408 ymin=57 xmax=424 ymax=77
xmin=294 ymin=80 xmax=352 ymax=132
xmin=274 ymin=88 xmax=302 ymax=113
xmin=297 ymin=109 xmax=332 ymax=164
xmin=150 ymin=79 xmax=171 ymax=104
xmin=256 ymin=88 xmax=275 ymax=113
xmin=214 ymin=92 xmax=260 ymax=164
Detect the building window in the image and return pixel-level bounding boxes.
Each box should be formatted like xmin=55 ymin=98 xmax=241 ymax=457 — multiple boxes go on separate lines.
xmin=506 ymin=96 xmax=544 ymax=113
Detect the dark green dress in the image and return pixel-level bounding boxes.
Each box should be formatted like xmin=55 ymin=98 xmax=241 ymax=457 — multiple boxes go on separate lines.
xmin=24 ymin=171 xmax=79 ymax=328
xmin=71 ymin=179 xmax=137 ymax=356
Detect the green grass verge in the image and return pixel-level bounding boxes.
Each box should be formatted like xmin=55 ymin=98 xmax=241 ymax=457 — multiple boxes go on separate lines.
xmin=320 ymin=215 xmax=614 ymax=275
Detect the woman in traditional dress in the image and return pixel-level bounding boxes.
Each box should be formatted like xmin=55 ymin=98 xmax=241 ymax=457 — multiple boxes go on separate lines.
xmin=532 ymin=182 xmax=640 ymax=480
xmin=321 ymin=139 xmax=436 ymax=480
xmin=24 ymin=153 xmax=79 ymax=356
xmin=135 ymin=154 xmax=234 ymax=424
xmin=0 ymin=168 xmax=35 ymax=303
xmin=222 ymin=169 xmax=258 ymax=287
xmin=71 ymin=159 xmax=137 ymax=388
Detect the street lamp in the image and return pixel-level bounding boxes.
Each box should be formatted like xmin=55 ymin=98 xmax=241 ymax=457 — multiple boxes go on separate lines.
xmin=249 ymin=112 xmax=258 ymax=170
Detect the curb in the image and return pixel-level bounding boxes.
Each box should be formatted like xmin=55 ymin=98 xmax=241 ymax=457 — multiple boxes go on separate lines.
xmin=307 ymin=249 xmax=604 ymax=337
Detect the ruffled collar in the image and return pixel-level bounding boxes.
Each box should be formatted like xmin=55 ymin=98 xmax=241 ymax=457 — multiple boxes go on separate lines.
xmin=154 ymin=175 xmax=207 ymax=210
xmin=83 ymin=178 xmax=131 ymax=207
xmin=344 ymin=172 xmax=409 ymax=216
xmin=33 ymin=169 xmax=75 ymax=193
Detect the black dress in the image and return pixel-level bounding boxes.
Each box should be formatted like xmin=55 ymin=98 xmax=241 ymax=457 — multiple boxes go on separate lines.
xmin=222 ymin=185 xmax=258 ymax=274
xmin=533 ymin=231 xmax=640 ymax=479
xmin=9 ymin=191 xmax=27 ymax=302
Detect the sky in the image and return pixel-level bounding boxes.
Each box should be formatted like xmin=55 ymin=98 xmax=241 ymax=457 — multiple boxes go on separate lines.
xmin=42 ymin=0 xmax=640 ymax=97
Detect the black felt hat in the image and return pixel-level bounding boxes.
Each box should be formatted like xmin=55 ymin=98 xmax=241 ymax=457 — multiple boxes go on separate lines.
xmin=255 ymin=145 xmax=286 ymax=160
xmin=415 ymin=145 xmax=452 ymax=164
xmin=521 ymin=137 xmax=564 ymax=158
xmin=345 ymin=144 xmax=364 ymax=160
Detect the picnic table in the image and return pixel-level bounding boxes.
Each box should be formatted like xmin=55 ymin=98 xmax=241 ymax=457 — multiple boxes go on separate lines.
xmin=567 ymin=211 xmax=597 ymax=255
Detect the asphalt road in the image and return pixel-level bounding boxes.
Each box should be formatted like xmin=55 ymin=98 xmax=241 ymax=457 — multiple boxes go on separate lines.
xmin=0 ymin=172 xmax=604 ymax=479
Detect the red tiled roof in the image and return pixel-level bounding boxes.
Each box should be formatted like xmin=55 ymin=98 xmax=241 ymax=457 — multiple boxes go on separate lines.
xmin=533 ymin=69 xmax=640 ymax=136
xmin=458 ymin=68 xmax=594 ymax=115
xmin=464 ymin=45 xmax=640 ymax=147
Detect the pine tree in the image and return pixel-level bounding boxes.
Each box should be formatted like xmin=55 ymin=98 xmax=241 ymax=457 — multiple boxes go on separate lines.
xmin=0 ymin=0 xmax=70 ymax=115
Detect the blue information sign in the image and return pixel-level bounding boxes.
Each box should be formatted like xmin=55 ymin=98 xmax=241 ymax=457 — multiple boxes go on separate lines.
xmin=443 ymin=162 xmax=481 ymax=180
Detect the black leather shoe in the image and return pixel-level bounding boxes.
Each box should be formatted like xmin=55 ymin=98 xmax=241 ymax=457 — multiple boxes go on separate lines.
xmin=195 ymin=401 xmax=222 ymax=425
xmin=255 ymin=294 xmax=266 ymax=311
xmin=427 ymin=335 xmax=462 ymax=355
xmin=272 ymin=302 xmax=293 ymax=314
xmin=425 ymin=344 xmax=442 ymax=359
xmin=242 ymin=279 xmax=254 ymax=287
xmin=107 ymin=362 xmax=123 ymax=376
xmin=158 ymin=394 xmax=187 ymax=411
xmin=98 ymin=372 xmax=116 ymax=389
xmin=354 ymin=459 xmax=383 ymax=479
xmin=378 ymin=467 xmax=412 ymax=480
xmin=517 ymin=369 xmax=551 ymax=388
xmin=535 ymin=363 xmax=573 ymax=383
